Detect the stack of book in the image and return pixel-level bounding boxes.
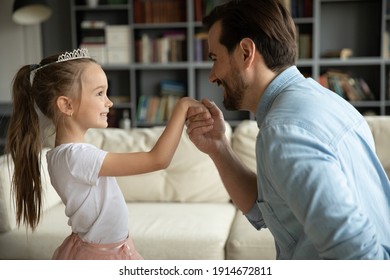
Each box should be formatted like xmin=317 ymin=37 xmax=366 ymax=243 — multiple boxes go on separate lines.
xmin=80 ymin=22 xmax=131 ymax=65
xmin=105 ymin=25 xmax=131 ymax=64
xmin=318 ymin=70 xmax=375 ymax=101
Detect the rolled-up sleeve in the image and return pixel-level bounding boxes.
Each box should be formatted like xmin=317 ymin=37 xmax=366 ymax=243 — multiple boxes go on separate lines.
xmin=245 ymin=202 xmax=266 ymax=230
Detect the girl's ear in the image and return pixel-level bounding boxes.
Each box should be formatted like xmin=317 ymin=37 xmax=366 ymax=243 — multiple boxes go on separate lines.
xmin=56 ymin=96 xmax=73 ymax=116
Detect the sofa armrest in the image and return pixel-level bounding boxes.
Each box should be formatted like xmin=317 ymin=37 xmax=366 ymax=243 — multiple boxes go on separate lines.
xmin=0 ymin=148 xmax=62 ymax=233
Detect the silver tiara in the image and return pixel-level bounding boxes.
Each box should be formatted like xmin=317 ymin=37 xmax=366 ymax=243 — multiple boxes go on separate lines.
xmin=30 ymin=48 xmax=91 ymax=85
xmin=56 ymin=48 xmax=90 ymax=63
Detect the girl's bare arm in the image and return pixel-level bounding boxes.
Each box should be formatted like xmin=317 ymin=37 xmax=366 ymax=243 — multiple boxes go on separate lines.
xmin=99 ymin=97 xmax=211 ymax=177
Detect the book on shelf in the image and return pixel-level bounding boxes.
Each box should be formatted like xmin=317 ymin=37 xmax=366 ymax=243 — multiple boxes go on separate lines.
xmin=194 ymin=0 xmax=203 ymax=22
xmin=137 ymin=95 xmax=149 ymax=123
xmin=326 ymin=72 xmax=346 ymax=99
xmin=297 ymin=33 xmax=312 ymax=59
xmin=383 ymin=31 xmax=390 ymax=59
xmin=145 ymin=96 xmax=161 ymax=123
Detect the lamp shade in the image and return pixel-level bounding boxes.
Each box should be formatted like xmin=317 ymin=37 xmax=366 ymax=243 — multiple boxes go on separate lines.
xmin=12 ymin=0 xmax=52 ymax=25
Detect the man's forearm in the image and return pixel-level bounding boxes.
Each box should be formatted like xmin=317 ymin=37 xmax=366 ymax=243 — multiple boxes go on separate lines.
xmin=209 ymin=136 xmax=258 ymax=214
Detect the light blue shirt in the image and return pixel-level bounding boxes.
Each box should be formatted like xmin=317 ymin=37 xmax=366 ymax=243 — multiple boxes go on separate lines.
xmin=245 ymin=66 xmax=390 ymax=259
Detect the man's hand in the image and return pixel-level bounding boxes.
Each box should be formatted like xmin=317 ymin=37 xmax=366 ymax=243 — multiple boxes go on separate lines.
xmin=186 ymin=99 xmax=226 ymax=155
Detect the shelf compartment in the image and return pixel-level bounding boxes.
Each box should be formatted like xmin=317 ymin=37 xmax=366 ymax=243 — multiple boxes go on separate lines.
xmin=106 ymin=69 xmax=131 ymax=100
xmin=319 ymin=0 xmax=381 ymax=58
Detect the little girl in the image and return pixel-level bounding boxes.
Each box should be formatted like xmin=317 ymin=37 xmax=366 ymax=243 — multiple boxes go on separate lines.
xmin=6 ymin=48 xmax=211 ymax=260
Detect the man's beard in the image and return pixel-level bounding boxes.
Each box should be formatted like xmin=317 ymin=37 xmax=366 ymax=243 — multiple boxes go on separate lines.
xmin=222 ymin=69 xmax=246 ymax=111
xmin=223 ymin=89 xmax=241 ymax=110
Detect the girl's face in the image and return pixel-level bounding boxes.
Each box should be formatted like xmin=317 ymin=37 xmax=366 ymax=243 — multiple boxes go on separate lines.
xmin=75 ymin=63 xmax=113 ymax=130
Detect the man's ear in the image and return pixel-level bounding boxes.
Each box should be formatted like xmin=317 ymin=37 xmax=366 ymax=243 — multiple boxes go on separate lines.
xmin=239 ymin=38 xmax=256 ymax=67
xmin=56 ymin=96 xmax=73 ymax=116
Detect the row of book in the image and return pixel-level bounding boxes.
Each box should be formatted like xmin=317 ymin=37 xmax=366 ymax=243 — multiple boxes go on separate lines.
xmin=281 ymin=0 xmax=313 ymax=18
xmin=137 ymin=95 xmax=182 ymax=124
xmin=318 ymin=71 xmax=375 ymax=102
xmin=133 ymin=0 xmax=186 ymax=23
xmin=135 ymin=32 xmax=187 ymax=63
xmin=137 ymin=80 xmax=186 ymax=124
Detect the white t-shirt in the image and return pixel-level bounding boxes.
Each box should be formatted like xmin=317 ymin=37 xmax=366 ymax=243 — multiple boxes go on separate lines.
xmin=46 ymin=143 xmax=129 ymax=244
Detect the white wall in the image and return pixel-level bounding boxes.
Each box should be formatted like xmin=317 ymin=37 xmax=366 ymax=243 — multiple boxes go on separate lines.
xmin=0 ymin=0 xmax=42 ymax=103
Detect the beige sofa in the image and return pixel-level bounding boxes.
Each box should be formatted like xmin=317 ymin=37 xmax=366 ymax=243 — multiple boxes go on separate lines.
xmin=1 ymin=116 xmax=389 ymax=260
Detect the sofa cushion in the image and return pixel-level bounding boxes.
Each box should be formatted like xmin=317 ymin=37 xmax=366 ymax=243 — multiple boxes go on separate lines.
xmin=129 ymin=202 xmax=237 ymax=259
xmin=84 ymin=126 xmax=232 ymax=203
xmin=0 ymin=149 xmax=62 ymax=233
xmin=365 ymin=116 xmax=390 ymax=177
xmin=226 ymin=211 xmax=276 ymax=260
xmin=0 ymin=202 xmax=237 ymax=260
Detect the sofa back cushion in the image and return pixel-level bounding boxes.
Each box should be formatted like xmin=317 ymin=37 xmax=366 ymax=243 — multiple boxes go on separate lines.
xmin=0 ymin=148 xmax=62 ymax=232
xmin=84 ymin=125 xmax=232 ymax=202
xmin=231 ymin=120 xmax=258 ymax=173
xmin=232 ymin=117 xmax=390 ymax=179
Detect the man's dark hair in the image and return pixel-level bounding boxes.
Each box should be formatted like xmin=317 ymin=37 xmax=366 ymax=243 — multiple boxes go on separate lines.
xmin=203 ymin=0 xmax=297 ymax=72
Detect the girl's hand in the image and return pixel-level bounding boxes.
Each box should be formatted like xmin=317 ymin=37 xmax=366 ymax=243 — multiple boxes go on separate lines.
xmin=179 ymin=97 xmax=209 ymax=113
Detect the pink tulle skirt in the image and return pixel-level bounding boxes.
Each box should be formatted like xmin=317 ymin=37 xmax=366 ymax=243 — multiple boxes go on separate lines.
xmin=52 ymin=233 xmax=143 ymax=260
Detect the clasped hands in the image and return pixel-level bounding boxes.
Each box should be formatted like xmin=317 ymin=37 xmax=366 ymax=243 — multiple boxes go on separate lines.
xmin=185 ymin=98 xmax=227 ymax=155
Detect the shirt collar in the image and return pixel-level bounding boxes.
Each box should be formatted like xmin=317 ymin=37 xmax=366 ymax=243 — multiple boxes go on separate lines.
xmin=255 ymin=65 xmax=305 ymax=127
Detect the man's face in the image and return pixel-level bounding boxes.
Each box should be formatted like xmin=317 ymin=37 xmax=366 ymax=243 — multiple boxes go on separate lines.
xmin=207 ymin=21 xmax=248 ymax=111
